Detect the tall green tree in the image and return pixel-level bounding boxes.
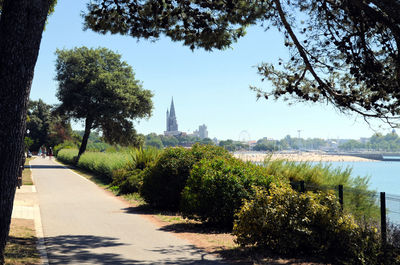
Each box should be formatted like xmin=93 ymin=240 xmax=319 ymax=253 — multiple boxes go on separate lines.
xmin=54 ymin=47 xmax=153 ymax=161
xmin=0 ymin=1 xmax=56 ymax=262
xmin=26 ymin=99 xmax=52 ymax=151
xmin=84 ymin=1 xmax=400 ymax=125
xmin=26 ymin=99 xmax=73 ymax=152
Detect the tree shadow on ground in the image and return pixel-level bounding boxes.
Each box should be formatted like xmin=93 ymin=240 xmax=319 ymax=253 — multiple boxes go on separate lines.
xmin=159 ymin=222 xmax=231 ymax=235
xmin=5 ymin=235 xmax=39 ymax=259
xmin=27 ymin=165 xmax=72 ymax=169
xmin=44 ymin=234 xmax=228 ymax=265
xmin=122 ymin=205 xmax=177 ymax=216
xmin=122 ymin=206 xmax=230 ymax=235
xmin=215 ymin=247 xmax=329 ymax=265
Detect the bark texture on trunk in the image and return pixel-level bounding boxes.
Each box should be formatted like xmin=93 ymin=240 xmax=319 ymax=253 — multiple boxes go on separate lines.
xmin=77 ymin=117 xmax=93 ymax=163
xmin=0 ymin=0 xmax=50 ymax=263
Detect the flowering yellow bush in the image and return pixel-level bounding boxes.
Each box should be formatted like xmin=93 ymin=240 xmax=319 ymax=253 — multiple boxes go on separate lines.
xmin=233 ymin=183 xmax=381 ymax=264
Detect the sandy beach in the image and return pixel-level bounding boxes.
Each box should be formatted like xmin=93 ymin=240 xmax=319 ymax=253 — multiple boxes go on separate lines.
xmin=233 ymin=152 xmax=376 ymax=162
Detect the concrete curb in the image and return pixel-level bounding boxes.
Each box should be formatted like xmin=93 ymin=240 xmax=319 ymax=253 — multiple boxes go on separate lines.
xmin=34 ymin=205 xmax=49 ymax=265
xmin=29 ymin=158 xmax=49 ymax=265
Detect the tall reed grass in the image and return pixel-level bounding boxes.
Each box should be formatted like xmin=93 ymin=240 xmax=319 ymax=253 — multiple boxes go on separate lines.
xmin=57 ymin=149 xmax=131 ymax=183
xmin=262 ymin=158 xmax=379 ymax=221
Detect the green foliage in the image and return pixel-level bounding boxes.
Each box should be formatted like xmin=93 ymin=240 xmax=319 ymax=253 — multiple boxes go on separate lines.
xmin=262 ymin=158 xmax=380 ymax=222
xmin=54 ymin=140 xmax=78 ymax=156
xmin=111 ymin=147 xmax=160 ymax=194
xmin=339 ymin=132 xmax=400 ymax=152
xmin=26 ymin=99 xmax=74 ymax=152
xmin=140 ymin=144 xmax=232 ymax=210
xmin=26 ymin=99 xmax=52 ymax=151
xmin=24 ymin=137 xmax=33 ymax=151
xmin=263 ymin=159 xmax=352 ymax=186
xmin=77 ymin=151 xmax=131 ymax=183
xmin=86 ymin=0 xmax=400 ymax=123
xmin=145 ymin=133 xmax=164 ymax=149
xmin=190 ymin=143 xmax=231 ymax=161
xmin=57 ymin=148 xmax=131 ymax=183
xmin=141 ymin=147 xmax=195 ymax=210
xmin=129 ymin=147 xmax=160 ymax=170
xmin=219 ymin=139 xmax=247 ymax=151
xmin=160 ymin=135 xmax=179 ymax=147
xmin=233 ymin=184 xmax=382 ymax=264
xmin=112 ymin=168 xmax=142 ymax=194
xmin=387 ymin=223 xmax=400 ymax=263
xmin=84 ymin=1 xmax=262 ymax=51
xmin=54 ymin=46 xmax=153 ymax=158
xmin=56 ymin=149 xmax=78 ymax=164
xmin=181 ymin=157 xmax=279 ymax=228
xmin=144 ymin=133 xmax=217 ymax=149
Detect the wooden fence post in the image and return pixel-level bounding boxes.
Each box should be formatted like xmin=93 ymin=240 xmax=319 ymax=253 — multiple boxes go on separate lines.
xmin=338 ymin=185 xmax=343 ymax=210
xmin=380 ymin=192 xmax=387 ymax=248
xmin=300 ymin=181 xmax=305 ymax=193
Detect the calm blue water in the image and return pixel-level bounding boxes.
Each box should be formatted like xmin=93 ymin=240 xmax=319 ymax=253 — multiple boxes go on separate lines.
xmin=325 ymin=161 xmax=399 ymax=194
xmin=321 ymin=161 xmax=400 ymax=224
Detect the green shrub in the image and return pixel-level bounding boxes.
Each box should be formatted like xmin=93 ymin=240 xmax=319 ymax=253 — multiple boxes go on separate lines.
xmin=129 ymin=147 xmax=160 ymax=170
xmin=111 ymin=147 xmax=160 ymax=194
xmin=262 ymin=159 xmax=379 ymax=222
xmin=181 ymin=157 xmax=279 ymax=228
xmin=112 ymin=168 xmax=147 ymax=194
xmin=141 ymin=147 xmax=195 ymax=210
xmin=190 ymin=143 xmax=231 ymax=161
xmin=54 ymin=141 xmax=79 ymax=156
xmin=57 ymin=149 xmax=78 ymax=164
xmin=233 ymin=183 xmax=382 ymax=264
xmin=140 ymin=144 xmax=232 ymax=210
xmin=387 ymin=223 xmax=400 ymax=263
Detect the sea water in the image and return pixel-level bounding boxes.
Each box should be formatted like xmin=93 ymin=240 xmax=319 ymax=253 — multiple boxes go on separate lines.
xmin=319 ymin=161 xmax=400 ymax=224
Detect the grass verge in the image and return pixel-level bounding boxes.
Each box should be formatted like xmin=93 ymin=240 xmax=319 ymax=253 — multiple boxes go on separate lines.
xmin=22 ymin=157 xmax=33 ymax=185
xmin=4 ymin=219 xmax=40 ymax=265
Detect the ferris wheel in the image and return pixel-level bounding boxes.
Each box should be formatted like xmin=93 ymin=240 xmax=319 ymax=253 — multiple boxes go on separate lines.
xmin=238 ymin=130 xmax=251 ymax=143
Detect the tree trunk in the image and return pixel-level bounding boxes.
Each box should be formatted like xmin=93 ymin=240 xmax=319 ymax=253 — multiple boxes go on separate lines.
xmin=0 ymin=1 xmax=50 ymax=263
xmin=76 ymin=118 xmax=93 ymax=163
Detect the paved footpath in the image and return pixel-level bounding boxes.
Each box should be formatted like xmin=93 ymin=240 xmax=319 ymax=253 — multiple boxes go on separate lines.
xmin=30 ymin=157 xmax=227 ymax=265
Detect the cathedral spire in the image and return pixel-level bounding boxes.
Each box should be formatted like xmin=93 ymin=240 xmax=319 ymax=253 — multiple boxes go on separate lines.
xmin=165 ymin=97 xmax=179 ymax=134
xmin=169 ymin=97 xmax=176 ymax=118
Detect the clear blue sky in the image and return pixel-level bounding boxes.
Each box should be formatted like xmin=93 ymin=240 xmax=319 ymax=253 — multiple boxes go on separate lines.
xmin=30 ymin=0 xmax=392 ymax=141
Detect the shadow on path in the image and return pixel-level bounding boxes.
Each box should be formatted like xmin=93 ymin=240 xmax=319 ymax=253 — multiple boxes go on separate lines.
xmin=214 ymin=247 xmax=329 ymax=265
xmin=27 ymin=165 xmax=72 ymax=169
xmin=44 ymin=235 xmax=227 ymax=265
xmin=122 ymin=207 xmax=230 ymax=235
xmin=44 ymin=235 xmax=132 ymax=265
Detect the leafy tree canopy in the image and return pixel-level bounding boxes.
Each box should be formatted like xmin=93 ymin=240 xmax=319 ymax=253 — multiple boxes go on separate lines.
xmin=55 ymin=46 xmax=153 ymax=159
xmin=26 ymin=99 xmax=73 ymax=152
xmin=84 ymin=0 xmax=400 ymax=126
xmin=26 ymin=99 xmax=52 ymax=151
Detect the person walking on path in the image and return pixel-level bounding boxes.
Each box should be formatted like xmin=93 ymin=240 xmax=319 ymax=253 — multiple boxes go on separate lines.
xmin=47 ymin=147 xmax=53 ymax=160
xmin=40 ymin=145 xmax=46 ymax=158
xmin=30 ymin=157 xmax=227 ymax=265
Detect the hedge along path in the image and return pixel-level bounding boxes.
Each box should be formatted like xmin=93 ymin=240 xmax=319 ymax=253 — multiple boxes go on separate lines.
xmin=30 ymin=156 xmax=227 ymax=265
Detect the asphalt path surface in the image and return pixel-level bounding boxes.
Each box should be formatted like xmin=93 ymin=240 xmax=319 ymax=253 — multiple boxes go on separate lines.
xmin=31 ymin=157 xmax=227 ymax=265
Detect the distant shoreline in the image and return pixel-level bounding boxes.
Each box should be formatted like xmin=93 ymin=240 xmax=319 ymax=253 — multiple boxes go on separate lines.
xmin=233 ymin=152 xmax=377 ymax=162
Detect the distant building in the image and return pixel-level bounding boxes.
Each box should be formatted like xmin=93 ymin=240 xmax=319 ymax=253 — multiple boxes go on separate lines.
xmin=164 ymin=98 xmax=181 ymax=136
xmin=193 ymin=124 xmax=208 ymax=139
xmin=212 ymin=137 xmax=218 ymax=145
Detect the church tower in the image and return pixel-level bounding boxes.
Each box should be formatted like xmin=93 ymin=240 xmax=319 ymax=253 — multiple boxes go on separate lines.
xmin=165 ymin=98 xmax=180 ymax=136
